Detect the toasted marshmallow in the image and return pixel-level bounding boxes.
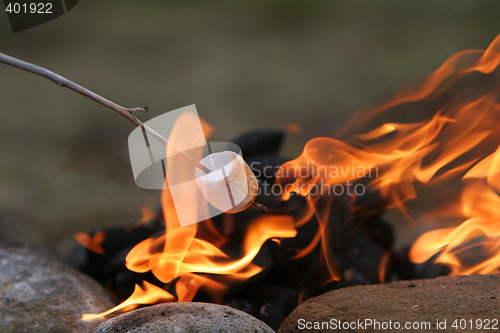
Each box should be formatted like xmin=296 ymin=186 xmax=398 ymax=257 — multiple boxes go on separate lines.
xmin=195 ymin=151 xmax=258 ymax=213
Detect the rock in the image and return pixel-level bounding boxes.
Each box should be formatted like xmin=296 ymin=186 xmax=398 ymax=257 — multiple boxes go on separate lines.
xmin=0 ymin=243 xmax=115 ymax=333
xmin=279 ymin=274 xmax=499 ymax=333
xmin=93 ymin=302 xmax=275 ymax=333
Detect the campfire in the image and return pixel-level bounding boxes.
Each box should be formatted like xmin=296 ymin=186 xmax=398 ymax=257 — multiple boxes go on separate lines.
xmin=67 ymin=34 xmax=500 ymax=328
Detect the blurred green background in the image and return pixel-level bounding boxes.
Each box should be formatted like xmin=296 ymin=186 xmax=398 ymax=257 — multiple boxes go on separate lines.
xmin=0 ymin=0 xmax=499 ymax=256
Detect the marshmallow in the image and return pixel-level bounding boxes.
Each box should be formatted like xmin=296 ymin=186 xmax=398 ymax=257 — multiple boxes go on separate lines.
xmin=194 ymin=151 xmax=258 ymax=213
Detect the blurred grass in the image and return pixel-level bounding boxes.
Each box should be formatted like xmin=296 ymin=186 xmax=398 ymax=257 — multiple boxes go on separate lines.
xmin=0 ymin=0 xmax=499 ymax=255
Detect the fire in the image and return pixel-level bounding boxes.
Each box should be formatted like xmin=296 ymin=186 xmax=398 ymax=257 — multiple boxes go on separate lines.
xmin=74 ymin=231 xmax=106 ymax=255
xmin=277 ymin=34 xmax=500 ymax=281
xmin=83 ymin=112 xmax=297 ymax=320
xmin=132 ymin=197 xmax=158 ymax=227
xmin=82 ymin=281 xmax=175 ymax=321
xmin=410 ymin=146 xmax=500 ymax=275
xmin=82 ymin=34 xmax=500 ymax=321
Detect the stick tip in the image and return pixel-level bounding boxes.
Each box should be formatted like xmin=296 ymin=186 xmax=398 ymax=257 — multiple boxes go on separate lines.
xmin=128 ymin=106 xmax=148 ymax=113
xmin=252 ymin=202 xmax=270 ymax=213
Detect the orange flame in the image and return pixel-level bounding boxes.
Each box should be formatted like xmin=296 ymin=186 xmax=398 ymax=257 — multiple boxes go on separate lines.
xmin=340 ymin=34 xmax=500 ymax=136
xmin=74 ymin=231 xmax=106 ymax=254
xmin=82 ymin=281 xmax=175 ymax=321
xmin=278 ymin=34 xmax=500 ymax=281
xmin=83 ymin=113 xmax=297 ymax=321
xmin=83 ymin=35 xmax=500 ymax=321
xmin=410 ymin=146 xmax=500 ymax=275
xmin=132 ymin=196 xmax=158 ymax=227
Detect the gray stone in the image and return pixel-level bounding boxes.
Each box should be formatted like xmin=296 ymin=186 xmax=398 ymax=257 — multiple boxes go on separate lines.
xmin=279 ymin=274 xmax=499 ymax=333
xmin=0 ymin=243 xmax=115 ymax=333
xmin=93 ymin=302 xmax=275 ymax=333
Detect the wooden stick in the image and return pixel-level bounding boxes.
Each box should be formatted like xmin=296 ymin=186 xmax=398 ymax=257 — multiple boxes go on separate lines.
xmin=0 ymin=52 xmax=268 ymax=212
xmin=0 ymin=52 xmax=208 ymax=171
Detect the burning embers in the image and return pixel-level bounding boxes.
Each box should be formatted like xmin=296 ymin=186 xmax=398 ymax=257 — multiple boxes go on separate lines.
xmin=74 ymin=35 xmax=500 ymax=324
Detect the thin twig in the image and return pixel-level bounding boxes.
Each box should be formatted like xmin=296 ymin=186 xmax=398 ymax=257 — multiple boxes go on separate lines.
xmin=0 ymin=52 xmax=208 ymax=171
xmin=0 ymin=52 xmax=269 ymax=212
xmin=251 ymin=202 xmax=269 ymax=213
xmin=0 ymin=52 xmax=146 ymax=125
